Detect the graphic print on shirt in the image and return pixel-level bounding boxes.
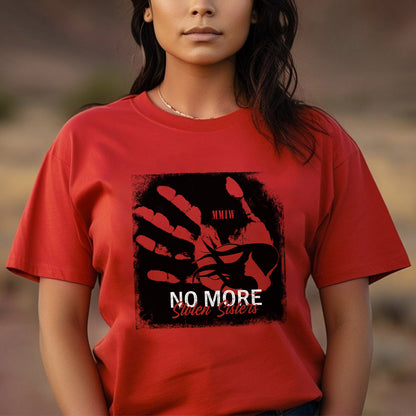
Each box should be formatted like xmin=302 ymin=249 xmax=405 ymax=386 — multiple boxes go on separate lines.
xmin=132 ymin=172 xmax=285 ymax=328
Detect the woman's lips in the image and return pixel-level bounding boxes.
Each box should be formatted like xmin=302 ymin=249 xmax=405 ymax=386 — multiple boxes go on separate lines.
xmin=184 ymin=32 xmax=221 ymax=41
xmin=183 ymin=27 xmax=222 ymax=41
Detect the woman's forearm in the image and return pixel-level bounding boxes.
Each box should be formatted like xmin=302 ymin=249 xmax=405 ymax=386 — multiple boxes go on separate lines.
xmin=38 ymin=278 xmax=108 ymax=415
xmin=39 ymin=322 xmax=108 ymax=415
xmin=320 ymin=320 xmax=373 ymax=415
xmin=319 ymin=278 xmax=373 ymax=416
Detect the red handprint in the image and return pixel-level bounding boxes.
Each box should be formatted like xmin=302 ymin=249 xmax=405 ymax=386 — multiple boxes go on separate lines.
xmin=134 ymin=177 xmax=278 ymax=293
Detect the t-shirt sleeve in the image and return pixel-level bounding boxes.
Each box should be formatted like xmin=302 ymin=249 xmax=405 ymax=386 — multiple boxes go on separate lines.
xmin=311 ymin=125 xmax=410 ymax=288
xmin=6 ymin=135 xmax=97 ymax=288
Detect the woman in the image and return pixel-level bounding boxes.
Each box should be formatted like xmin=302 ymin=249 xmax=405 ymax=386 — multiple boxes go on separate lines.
xmin=7 ymin=0 xmax=410 ymax=415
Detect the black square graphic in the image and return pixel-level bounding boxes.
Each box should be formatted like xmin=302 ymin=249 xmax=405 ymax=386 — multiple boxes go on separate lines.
xmin=132 ymin=172 xmax=286 ymax=328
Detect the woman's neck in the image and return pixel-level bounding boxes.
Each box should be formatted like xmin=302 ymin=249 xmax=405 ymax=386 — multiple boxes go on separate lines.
xmin=148 ymin=56 xmax=240 ymax=119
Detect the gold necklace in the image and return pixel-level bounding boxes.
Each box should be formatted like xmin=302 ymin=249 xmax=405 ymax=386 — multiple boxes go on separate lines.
xmin=158 ymin=86 xmax=199 ymax=119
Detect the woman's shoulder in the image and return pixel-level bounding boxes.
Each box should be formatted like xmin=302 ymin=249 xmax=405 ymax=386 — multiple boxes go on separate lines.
xmin=298 ymin=105 xmax=361 ymax=166
xmin=49 ymin=95 xmax=139 ymax=161
xmin=62 ymin=94 xmax=138 ymax=132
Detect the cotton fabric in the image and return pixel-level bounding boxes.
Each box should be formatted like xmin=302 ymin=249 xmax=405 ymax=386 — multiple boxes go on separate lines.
xmin=7 ymin=93 xmax=410 ymax=415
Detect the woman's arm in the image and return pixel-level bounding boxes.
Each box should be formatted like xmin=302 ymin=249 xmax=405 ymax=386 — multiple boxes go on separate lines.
xmin=319 ymin=277 xmax=373 ymax=416
xmin=38 ymin=278 xmax=108 ymax=415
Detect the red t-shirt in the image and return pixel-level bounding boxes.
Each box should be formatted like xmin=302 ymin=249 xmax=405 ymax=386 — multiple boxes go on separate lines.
xmin=7 ymin=93 xmax=410 ymax=415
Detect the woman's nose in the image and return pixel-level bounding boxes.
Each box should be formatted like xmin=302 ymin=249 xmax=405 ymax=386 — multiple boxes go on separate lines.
xmin=190 ymin=1 xmax=216 ymax=17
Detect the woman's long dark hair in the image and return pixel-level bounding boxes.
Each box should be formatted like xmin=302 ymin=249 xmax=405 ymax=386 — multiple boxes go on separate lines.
xmin=129 ymin=0 xmax=323 ymax=161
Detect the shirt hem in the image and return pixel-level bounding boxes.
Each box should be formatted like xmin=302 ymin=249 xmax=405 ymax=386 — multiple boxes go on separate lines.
xmin=6 ymin=259 xmax=97 ymax=288
xmin=313 ymin=256 xmax=411 ymax=289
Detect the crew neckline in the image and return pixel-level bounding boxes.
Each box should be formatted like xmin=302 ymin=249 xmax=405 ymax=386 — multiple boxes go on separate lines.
xmin=129 ymin=92 xmax=251 ymax=132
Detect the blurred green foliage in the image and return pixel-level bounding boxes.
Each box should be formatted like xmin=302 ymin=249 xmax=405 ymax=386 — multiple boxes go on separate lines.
xmin=60 ymin=69 xmax=131 ymax=116
xmin=0 ymin=90 xmax=17 ymax=122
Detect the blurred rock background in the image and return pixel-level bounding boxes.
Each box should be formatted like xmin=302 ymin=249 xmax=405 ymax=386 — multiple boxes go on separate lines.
xmin=0 ymin=0 xmax=415 ymax=414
